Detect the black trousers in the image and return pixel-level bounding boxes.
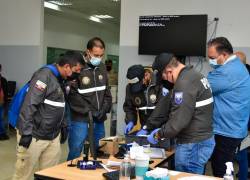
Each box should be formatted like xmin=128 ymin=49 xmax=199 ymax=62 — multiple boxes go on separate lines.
xmin=211 ymin=134 xmax=242 ymax=177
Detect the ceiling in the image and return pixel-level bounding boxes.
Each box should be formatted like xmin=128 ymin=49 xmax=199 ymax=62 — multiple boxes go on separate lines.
xmin=44 ymin=0 xmax=121 ymax=26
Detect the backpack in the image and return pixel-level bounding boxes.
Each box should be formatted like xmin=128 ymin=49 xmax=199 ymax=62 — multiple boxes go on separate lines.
xmin=8 ymin=65 xmax=59 ymax=128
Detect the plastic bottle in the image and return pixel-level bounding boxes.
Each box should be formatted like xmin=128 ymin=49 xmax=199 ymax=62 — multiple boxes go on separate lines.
xmin=223 ymin=162 xmax=234 ymax=180
xmin=120 ymin=154 xmax=131 ymax=180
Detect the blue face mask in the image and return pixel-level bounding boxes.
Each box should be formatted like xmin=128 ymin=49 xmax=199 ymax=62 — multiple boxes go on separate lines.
xmin=209 ymin=58 xmax=221 ymax=69
xmin=90 ymin=57 xmax=101 ymax=66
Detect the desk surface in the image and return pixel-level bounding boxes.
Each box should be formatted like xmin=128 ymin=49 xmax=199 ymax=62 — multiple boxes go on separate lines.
xmin=35 ymin=150 xmax=221 ymax=180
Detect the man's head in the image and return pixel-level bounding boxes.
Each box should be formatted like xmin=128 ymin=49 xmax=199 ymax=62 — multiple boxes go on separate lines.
xmin=143 ymin=69 xmax=152 ymax=86
xmin=105 ymin=60 xmax=113 ymax=72
xmin=153 ymin=53 xmax=185 ymax=84
xmin=57 ymin=51 xmax=84 ymax=79
xmin=85 ymin=37 xmax=105 ymax=66
xmin=235 ymin=51 xmax=246 ymax=64
xmin=126 ymin=65 xmax=146 ymax=93
xmin=207 ymin=37 xmax=234 ymax=66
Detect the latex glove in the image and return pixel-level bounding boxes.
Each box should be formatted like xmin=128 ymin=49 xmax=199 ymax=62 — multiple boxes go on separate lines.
xmin=60 ymin=127 xmax=68 ymax=144
xmin=147 ymin=128 xmax=161 ymax=144
xmin=124 ymin=121 xmax=134 ymax=135
xmin=19 ymin=135 xmax=32 ymax=148
xmin=136 ymin=129 xmax=148 ymax=136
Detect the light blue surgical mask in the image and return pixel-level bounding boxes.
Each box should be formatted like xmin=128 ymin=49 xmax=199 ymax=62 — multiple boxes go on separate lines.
xmin=90 ymin=57 xmax=102 ymax=66
xmin=209 ymin=58 xmax=221 ymax=69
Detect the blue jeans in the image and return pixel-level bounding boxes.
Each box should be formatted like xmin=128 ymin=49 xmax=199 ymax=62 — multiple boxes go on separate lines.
xmin=67 ymin=120 xmax=105 ymax=161
xmin=175 ymin=136 xmax=215 ymax=174
xmin=236 ymin=148 xmax=248 ymax=180
xmin=0 ymin=106 xmax=5 ymax=135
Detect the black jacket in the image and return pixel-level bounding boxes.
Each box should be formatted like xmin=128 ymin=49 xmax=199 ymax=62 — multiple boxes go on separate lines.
xmin=145 ymin=91 xmax=172 ymax=131
xmin=123 ymin=83 xmax=162 ymax=127
xmin=159 ymin=66 xmax=213 ymax=144
xmin=68 ymin=63 xmax=112 ymax=121
xmin=17 ymin=66 xmax=66 ymax=140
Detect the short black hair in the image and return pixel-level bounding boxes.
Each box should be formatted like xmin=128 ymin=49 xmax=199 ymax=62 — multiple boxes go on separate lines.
xmin=208 ymin=37 xmax=233 ymax=54
xmin=87 ymin=37 xmax=105 ymax=50
xmin=57 ymin=51 xmax=84 ymax=67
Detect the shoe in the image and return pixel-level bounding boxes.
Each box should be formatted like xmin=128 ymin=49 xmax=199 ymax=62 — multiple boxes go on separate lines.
xmin=0 ymin=134 xmax=9 ymax=140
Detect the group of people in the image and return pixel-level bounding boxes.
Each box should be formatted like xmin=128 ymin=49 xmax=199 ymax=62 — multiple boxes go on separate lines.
xmin=9 ymin=36 xmax=250 ymax=180
xmin=123 ymin=37 xmax=250 ymax=179
xmin=13 ymin=37 xmax=112 ymax=180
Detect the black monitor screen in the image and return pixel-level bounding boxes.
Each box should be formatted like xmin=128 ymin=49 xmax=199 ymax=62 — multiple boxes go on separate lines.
xmin=139 ymin=15 xmax=208 ymax=57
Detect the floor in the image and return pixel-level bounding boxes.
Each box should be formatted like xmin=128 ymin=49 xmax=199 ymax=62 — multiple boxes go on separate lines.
xmin=0 ymin=128 xmax=239 ymax=180
xmin=0 ymin=129 xmax=68 ymax=180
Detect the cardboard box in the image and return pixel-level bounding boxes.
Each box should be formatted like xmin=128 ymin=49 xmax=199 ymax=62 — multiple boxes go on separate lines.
xmin=99 ymin=136 xmax=124 ymax=155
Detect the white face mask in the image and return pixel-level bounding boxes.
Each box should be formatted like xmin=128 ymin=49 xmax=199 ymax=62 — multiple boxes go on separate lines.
xmin=90 ymin=57 xmax=102 ymax=66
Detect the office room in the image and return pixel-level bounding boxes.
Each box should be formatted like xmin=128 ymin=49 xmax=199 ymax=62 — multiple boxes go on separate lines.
xmin=0 ymin=0 xmax=250 ymax=179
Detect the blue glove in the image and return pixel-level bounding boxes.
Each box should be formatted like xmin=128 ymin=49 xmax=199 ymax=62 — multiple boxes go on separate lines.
xmin=136 ymin=129 xmax=148 ymax=136
xmin=147 ymin=128 xmax=161 ymax=144
xmin=124 ymin=121 xmax=134 ymax=135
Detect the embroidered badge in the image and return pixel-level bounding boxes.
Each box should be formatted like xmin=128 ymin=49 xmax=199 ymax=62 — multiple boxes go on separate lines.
xmin=135 ymin=97 xmax=142 ymax=105
xmin=98 ymin=75 xmax=103 ymax=80
xmin=150 ymin=94 xmax=157 ymax=103
xmin=35 ymin=80 xmax=47 ymax=91
xmin=82 ymin=77 xmax=90 ymax=85
xmin=162 ymin=87 xmax=169 ymax=97
xmin=174 ymin=92 xmax=183 ymax=105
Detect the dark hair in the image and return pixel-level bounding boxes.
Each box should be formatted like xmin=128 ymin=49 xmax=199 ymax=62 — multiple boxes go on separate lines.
xmin=57 ymin=51 xmax=84 ymax=67
xmin=0 ymin=64 xmax=1 ymax=70
xmin=208 ymin=37 xmax=233 ymax=54
xmin=167 ymin=56 xmax=180 ymax=68
xmin=87 ymin=37 xmax=105 ymax=50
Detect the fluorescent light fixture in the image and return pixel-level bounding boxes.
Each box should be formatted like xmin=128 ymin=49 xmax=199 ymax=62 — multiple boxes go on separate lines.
xmin=94 ymin=15 xmax=114 ymax=19
xmin=89 ymin=16 xmax=102 ymax=23
xmin=44 ymin=2 xmax=61 ymax=11
xmin=111 ymin=0 xmax=120 ymax=2
xmin=49 ymin=0 xmax=72 ymax=6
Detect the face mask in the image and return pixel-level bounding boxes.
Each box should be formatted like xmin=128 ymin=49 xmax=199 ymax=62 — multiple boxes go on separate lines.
xmin=90 ymin=57 xmax=101 ymax=66
xmin=162 ymin=80 xmax=174 ymax=90
xmin=209 ymin=58 xmax=221 ymax=69
xmin=67 ymin=72 xmax=80 ymax=81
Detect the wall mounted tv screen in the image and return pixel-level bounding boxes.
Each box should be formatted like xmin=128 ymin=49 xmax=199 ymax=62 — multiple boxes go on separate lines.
xmin=139 ymin=15 xmax=208 ymax=57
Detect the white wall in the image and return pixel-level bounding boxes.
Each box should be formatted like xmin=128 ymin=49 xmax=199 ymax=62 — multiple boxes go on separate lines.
xmin=0 ymin=0 xmax=43 ymax=88
xmin=117 ymin=0 xmax=250 ymax=134
xmin=44 ymin=14 xmax=120 ymax=62
xmin=0 ymin=0 xmax=42 ymax=46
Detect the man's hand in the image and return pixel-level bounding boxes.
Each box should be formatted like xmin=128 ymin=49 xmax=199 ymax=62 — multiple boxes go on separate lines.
xmin=19 ymin=135 xmax=32 ymax=148
xmin=124 ymin=121 xmax=134 ymax=135
xmin=60 ymin=127 xmax=68 ymax=144
xmin=93 ymin=109 xmax=106 ymax=121
xmin=147 ymin=128 xmax=161 ymax=144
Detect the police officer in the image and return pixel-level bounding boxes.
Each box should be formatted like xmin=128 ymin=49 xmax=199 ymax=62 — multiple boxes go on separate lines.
xmin=123 ymin=65 xmax=162 ymax=135
xmin=147 ymin=53 xmax=215 ymax=174
xmin=67 ymin=37 xmax=112 ymax=161
xmin=13 ymin=51 xmax=83 ymax=180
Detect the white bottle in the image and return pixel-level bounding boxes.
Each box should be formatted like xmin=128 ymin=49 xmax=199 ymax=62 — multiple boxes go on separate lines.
xmin=120 ymin=154 xmax=131 ymax=180
xmin=223 ymin=162 xmax=234 ymax=180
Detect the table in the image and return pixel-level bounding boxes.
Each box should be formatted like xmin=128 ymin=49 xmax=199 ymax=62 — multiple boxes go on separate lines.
xmin=34 ymin=150 xmax=221 ymax=180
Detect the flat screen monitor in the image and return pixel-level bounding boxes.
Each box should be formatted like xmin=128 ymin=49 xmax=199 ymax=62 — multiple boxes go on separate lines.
xmin=139 ymin=15 xmax=208 ymax=57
